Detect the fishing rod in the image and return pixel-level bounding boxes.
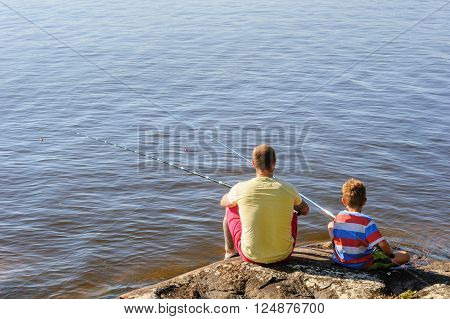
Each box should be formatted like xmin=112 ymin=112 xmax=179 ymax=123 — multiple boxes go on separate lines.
xmin=72 ymin=131 xmax=232 ymax=188
xmin=209 ymin=142 xmax=336 ymax=219
xmin=72 ymin=131 xmax=335 ymax=219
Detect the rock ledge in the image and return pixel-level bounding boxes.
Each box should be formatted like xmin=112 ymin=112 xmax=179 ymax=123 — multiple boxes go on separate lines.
xmin=120 ymin=246 xmax=449 ymax=299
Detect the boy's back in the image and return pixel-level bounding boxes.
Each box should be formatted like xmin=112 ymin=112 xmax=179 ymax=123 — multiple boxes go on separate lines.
xmin=332 ymin=210 xmax=384 ymax=269
xmin=329 ymin=178 xmax=410 ymax=270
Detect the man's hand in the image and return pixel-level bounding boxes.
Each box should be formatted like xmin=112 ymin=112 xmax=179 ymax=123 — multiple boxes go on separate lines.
xmin=220 ymin=193 xmax=237 ymax=208
xmin=294 ymin=201 xmax=309 ymax=216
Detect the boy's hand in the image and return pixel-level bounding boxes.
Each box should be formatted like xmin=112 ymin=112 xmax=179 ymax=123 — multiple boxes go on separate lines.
xmin=377 ymin=240 xmax=395 ymax=258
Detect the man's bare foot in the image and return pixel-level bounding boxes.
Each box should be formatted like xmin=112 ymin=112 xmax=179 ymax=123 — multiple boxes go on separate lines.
xmin=224 ymin=251 xmax=239 ymax=260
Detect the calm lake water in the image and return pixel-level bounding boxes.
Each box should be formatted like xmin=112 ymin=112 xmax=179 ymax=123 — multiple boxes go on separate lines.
xmin=0 ymin=0 xmax=449 ymax=298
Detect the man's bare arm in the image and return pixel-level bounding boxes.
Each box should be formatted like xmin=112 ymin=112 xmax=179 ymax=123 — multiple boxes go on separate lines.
xmin=220 ymin=193 xmax=237 ymax=208
xmin=294 ymin=201 xmax=309 ymax=216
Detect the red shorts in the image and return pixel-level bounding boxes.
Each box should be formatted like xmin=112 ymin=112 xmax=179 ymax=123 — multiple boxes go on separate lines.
xmin=225 ymin=205 xmax=298 ymax=263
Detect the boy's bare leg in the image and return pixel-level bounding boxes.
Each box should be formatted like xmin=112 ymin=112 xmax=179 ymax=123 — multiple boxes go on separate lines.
xmin=223 ymin=216 xmax=236 ymax=257
xmin=392 ymin=250 xmax=410 ymax=265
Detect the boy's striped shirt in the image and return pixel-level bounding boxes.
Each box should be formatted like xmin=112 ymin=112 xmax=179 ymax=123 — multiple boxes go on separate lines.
xmin=332 ymin=211 xmax=384 ymax=269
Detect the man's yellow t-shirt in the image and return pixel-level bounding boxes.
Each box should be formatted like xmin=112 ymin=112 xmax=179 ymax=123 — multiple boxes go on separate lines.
xmin=227 ymin=177 xmax=302 ymax=264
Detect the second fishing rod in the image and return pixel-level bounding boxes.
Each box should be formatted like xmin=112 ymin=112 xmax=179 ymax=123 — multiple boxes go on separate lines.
xmin=73 ymin=130 xmax=335 ymax=219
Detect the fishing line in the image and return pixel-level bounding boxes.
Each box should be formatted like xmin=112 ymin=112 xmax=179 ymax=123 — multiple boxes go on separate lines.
xmin=0 ymin=0 xmax=334 ymax=219
xmin=6 ymin=0 xmax=447 ymax=225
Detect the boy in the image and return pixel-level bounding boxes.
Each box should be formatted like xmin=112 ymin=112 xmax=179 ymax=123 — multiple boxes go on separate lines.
xmin=328 ymin=178 xmax=410 ymax=270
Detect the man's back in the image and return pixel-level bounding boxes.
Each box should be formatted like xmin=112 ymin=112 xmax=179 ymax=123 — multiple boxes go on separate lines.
xmin=228 ymin=177 xmax=301 ymax=263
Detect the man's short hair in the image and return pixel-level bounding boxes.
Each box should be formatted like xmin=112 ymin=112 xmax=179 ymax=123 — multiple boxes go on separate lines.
xmin=252 ymin=144 xmax=276 ymax=171
xmin=342 ymin=178 xmax=366 ymax=208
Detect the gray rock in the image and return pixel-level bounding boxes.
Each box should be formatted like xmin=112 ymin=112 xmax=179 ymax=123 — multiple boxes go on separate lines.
xmin=120 ymin=245 xmax=449 ymax=299
xmin=415 ymin=284 xmax=449 ymax=299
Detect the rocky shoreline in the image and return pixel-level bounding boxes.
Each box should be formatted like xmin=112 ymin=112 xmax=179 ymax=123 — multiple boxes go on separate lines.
xmin=120 ymin=244 xmax=449 ymax=299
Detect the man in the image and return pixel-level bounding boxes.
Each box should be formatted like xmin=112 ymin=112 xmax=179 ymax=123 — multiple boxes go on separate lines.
xmin=220 ymin=144 xmax=309 ymax=263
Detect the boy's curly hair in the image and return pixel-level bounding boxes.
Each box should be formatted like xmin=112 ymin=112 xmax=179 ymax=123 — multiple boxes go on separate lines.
xmin=342 ymin=178 xmax=366 ymax=208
